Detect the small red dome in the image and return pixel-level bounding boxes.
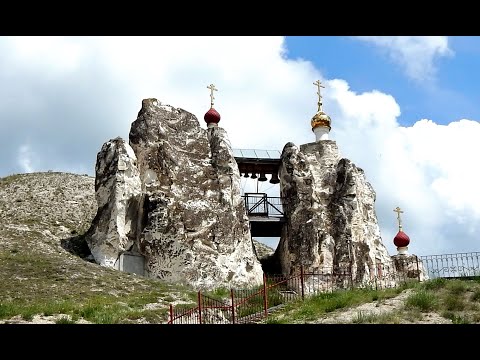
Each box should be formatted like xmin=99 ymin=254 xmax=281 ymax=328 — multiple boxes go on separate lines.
xmin=394 ymin=231 xmax=410 ymax=248
xmin=204 ymin=107 xmax=221 ymax=125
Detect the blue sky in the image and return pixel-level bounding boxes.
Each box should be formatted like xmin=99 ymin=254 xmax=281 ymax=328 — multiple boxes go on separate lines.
xmin=0 ymin=36 xmax=479 ymax=257
xmin=285 ymin=36 xmax=480 ymax=126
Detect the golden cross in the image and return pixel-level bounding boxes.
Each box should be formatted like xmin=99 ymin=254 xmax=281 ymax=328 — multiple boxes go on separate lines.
xmin=207 ymin=83 xmax=218 ymax=107
xmin=313 ymin=80 xmax=325 ymax=112
xmin=393 ymin=206 xmax=403 ymax=231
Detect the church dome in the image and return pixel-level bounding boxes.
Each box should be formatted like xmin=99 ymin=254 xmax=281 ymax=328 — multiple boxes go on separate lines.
xmin=204 ymin=107 xmax=221 ymax=125
xmin=311 ymin=111 xmax=331 ymax=131
xmin=394 ymin=231 xmax=410 ymax=248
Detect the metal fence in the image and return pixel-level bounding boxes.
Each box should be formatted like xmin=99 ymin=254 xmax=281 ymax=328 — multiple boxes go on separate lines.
xmin=168 ymin=252 xmax=480 ymax=324
xmin=420 ymin=252 xmax=480 ymax=279
xmin=168 ymin=291 xmax=233 ymax=324
xmin=168 ymin=259 xmax=422 ymax=324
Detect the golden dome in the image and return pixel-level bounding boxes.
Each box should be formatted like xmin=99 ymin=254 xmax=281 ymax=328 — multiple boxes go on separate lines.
xmin=311 ymin=111 xmax=331 ymax=131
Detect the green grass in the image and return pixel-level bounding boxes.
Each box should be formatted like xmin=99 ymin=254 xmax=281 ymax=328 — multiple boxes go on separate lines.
xmin=0 ymin=303 xmax=15 ymax=318
xmin=55 ymin=316 xmax=76 ymax=324
xmin=405 ymin=290 xmax=438 ymax=312
xmin=471 ymin=290 xmax=480 ymax=301
xmin=446 ymin=280 xmax=469 ymax=294
xmin=266 ymin=286 xmax=407 ymax=324
xmin=0 ymin=233 xmax=198 ymax=324
xmin=444 ymin=294 xmax=466 ymax=311
xmin=265 ymin=277 xmax=480 ymax=324
xmin=442 ymin=311 xmax=470 ymax=324
xmin=422 ymin=277 xmax=446 ymax=290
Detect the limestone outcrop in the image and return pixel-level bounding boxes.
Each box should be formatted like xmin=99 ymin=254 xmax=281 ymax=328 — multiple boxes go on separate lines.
xmin=86 ymin=99 xmax=264 ymax=290
xmin=276 ymin=140 xmax=394 ymax=288
xmin=85 ymin=138 xmax=142 ymax=267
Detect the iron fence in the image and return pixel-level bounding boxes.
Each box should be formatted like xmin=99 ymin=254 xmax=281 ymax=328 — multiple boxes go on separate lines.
xmin=420 ymin=252 xmax=480 ymax=279
xmin=232 ymin=287 xmax=267 ymax=324
xmin=168 ymin=258 xmax=423 ymax=324
xmin=168 ymin=252 xmax=480 ymax=324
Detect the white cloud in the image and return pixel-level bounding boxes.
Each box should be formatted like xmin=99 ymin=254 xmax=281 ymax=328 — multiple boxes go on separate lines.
xmin=354 ymin=36 xmax=453 ymax=82
xmin=325 ymin=80 xmax=480 ymax=255
xmin=0 ymin=36 xmax=478 ymax=257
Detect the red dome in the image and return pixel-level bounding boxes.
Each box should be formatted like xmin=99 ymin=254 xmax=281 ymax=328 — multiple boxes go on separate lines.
xmin=204 ymin=107 xmax=221 ymax=125
xmin=394 ymin=231 xmax=410 ymax=248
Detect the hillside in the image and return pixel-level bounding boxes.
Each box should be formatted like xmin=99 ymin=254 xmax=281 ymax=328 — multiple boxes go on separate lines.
xmin=0 ymin=171 xmax=274 ymax=324
xmin=2 ymin=172 xmax=478 ymax=325
xmin=0 ymin=172 xmax=201 ymax=324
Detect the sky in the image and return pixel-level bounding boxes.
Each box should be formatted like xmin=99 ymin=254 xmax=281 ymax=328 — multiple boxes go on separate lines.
xmin=1 ymin=36 xmax=479 ymax=257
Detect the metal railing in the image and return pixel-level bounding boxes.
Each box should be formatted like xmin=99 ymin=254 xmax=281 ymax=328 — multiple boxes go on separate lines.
xmin=420 ymin=252 xmax=480 ymax=279
xmin=168 ymin=251 xmax=480 ymax=324
xmin=168 ymin=292 xmax=233 ymax=324
xmin=243 ymin=193 xmax=284 ymax=217
xmin=168 ymin=260 xmax=422 ymax=324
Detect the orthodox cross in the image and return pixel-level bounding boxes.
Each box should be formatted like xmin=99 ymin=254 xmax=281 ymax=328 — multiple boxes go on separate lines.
xmin=313 ymin=80 xmax=325 ymax=112
xmin=393 ymin=206 xmax=404 ymax=231
xmin=207 ymin=83 xmax=217 ymax=107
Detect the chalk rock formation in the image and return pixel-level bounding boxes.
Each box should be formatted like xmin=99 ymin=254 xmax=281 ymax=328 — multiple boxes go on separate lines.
xmin=277 ymin=140 xmax=393 ymax=287
xmin=85 ymin=137 xmax=142 ymax=267
xmin=86 ymin=99 xmax=263 ymax=290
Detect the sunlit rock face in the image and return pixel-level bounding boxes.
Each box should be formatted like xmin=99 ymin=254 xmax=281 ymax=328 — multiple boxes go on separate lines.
xmin=85 ymin=137 xmax=142 ymax=268
xmin=86 ymin=99 xmax=263 ymax=290
xmin=277 ymin=140 xmax=393 ymax=288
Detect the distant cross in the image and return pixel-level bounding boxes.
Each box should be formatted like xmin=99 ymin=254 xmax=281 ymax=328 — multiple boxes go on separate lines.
xmin=393 ymin=206 xmax=404 ymax=231
xmin=207 ymin=83 xmax=218 ymax=107
xmin=313 ymin=80 xmax=325 ymax=112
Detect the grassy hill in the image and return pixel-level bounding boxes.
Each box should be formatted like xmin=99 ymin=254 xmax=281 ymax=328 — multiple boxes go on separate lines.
xmin=0 ymin=172 xmax=199 ymax=324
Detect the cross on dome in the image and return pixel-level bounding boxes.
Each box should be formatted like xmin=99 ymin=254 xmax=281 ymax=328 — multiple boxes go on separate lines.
xmin=207 ymin=83 xmax=218 ymax=108
xmin=313 ymin=80 xmax=325 ymax=112
xmin=310 ymin=79 xmax=332 ymax=141
xmin=393 ymin=206 xmax=403 ymax=231
xmin=204 ymin=83 xmax=221 ymax=127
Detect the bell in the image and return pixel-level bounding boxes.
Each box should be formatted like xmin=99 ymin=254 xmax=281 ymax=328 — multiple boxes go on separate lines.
xmin=251 ymin=173 xmax=257 ymax=179
xmin=243 ymin=172 xmax=249 ymax=178
xmin=269 ymin=172 xmax=280 ymax=184
xmin=258 ymin=172 xmax=267 ymax=182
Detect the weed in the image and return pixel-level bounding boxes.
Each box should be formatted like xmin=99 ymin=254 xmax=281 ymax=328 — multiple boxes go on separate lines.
xmin=442 ymin=311 xmax=469 ymax=324
xmin=444 ymin=294 xmax=466 ymax=311
xmin=55 ymin=316 xmax=76 ymax=324
xmin=422 ymin=278 xmax=446 ymax=291
xmin=446 ymin=280 xmax=469 ymax=294
xmin=471 ymin=290 xmax=480 ymax=302
xmin=405 ymin=290 xmax=437 ymax=312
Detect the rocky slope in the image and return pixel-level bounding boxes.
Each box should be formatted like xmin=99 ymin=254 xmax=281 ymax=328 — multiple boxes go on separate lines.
xmin=0 ymin=171 xmax=96 ymax=255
